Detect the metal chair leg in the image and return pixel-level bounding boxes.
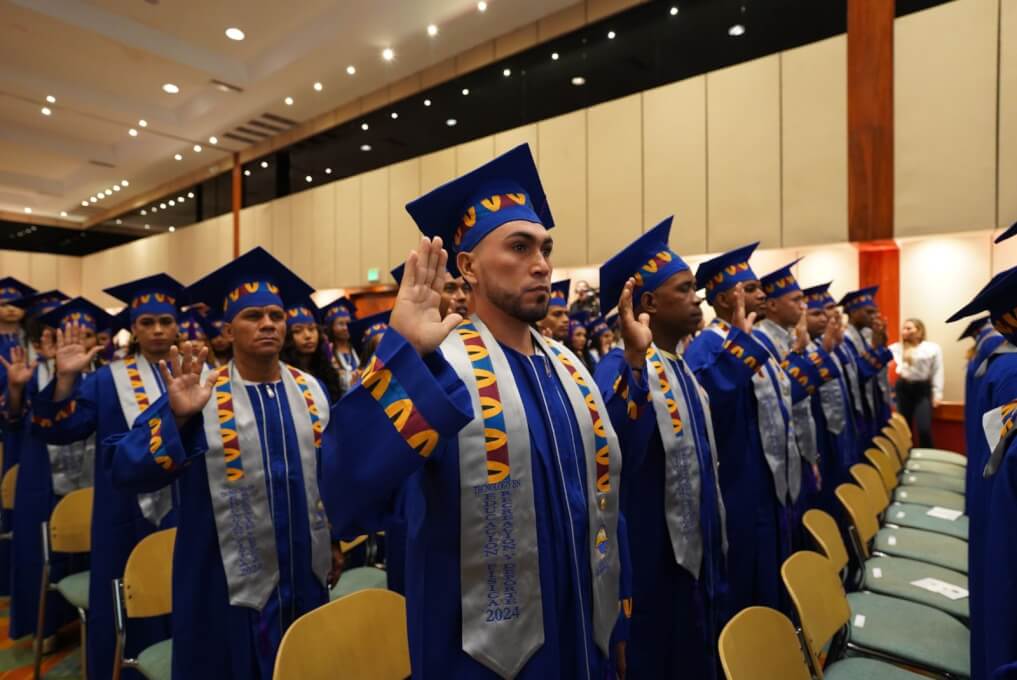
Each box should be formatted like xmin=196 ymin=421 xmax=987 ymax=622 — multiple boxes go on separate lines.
xmin=33 ymin=522 xmax=51 ymax=680
xmin=78 ymin=607 xmax=88 ymax=680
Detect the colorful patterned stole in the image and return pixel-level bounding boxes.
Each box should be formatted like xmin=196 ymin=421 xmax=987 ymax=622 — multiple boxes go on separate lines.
xmin=807 ymin=341 xmax=847 ymax=436
xmin=199 ymin=362 xmax=331 ymax=610
xmin=983 ymin=397 xmax=1017 ymax=477
xmin=439 ymin=316 xmax=621 ymax=678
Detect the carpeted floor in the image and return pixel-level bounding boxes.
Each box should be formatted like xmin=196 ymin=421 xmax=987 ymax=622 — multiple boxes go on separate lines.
xmin=0 ymin=599 xmax=81 ymax=679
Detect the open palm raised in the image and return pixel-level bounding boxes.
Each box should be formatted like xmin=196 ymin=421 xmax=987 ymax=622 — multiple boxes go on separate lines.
xmin=389 ymin=236 xmax=464 ymax=356
xmin=0 ymin=346 xmax=37 ymax=389
xmin=159 ymin=343 xmax=217 ymax=422
xmin=54 ymin=323 xmax=102 ymax=378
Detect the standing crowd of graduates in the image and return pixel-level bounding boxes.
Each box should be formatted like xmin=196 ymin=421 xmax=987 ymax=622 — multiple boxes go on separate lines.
xmin=0 ymin=140 xmax=1012 ymax=679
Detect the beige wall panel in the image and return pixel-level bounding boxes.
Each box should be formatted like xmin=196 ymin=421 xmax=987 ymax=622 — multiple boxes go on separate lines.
xmin=28 ymin=253 xmax=58 ymax=292
xmin=895 ymin=0 xmax=998 ymax=236
xmin=494 ymin=125 xmax=538 ymax=158
xmin=216 ymin=215 xmax=233 ymax=265
xmin=388 ymin=159 xmax=422 ymax=271
xmin=311 ymin=183 xmax=337 ymax=289
xmin=0 ymin=251 xmax=30 ymax=283
xmin=538 ymin=4 xmax=586 ymax=41
xmin=794 ymin=242 xmax=859 ymax=302
xmin=289 ymin=191 xmax=315 ymax=282
xmin=992 ymin=226 xmax=1017 ymax=275
xmin=588 ymin=94 xmax=643 ymax=262
xmin=456 ymin=41 xmax=495 ymax=75
xmin=456 ymin=136 xmax=495 ymax=174
xmin=642 ymin=77 xmax=708 ymax=254
xmin=56 ymin=256 xmax=82 ymax=298
xmin=360 ymin=168 xmax=389 ymax=284
xmin=1000 ymin=0 xmax=1017 ymax=229
xmin=781 ymin=36 xmax=849 ymax=246
xmin=538 ymin=110 xmax=587 ymax=267
xmin=167 ymin=226 xmax=196 ymax=284
xmin=707 ymin=55 xmax=782 ymax=251
xmin=269 ymin=196 xmax=293 ymax=268
xmin=586 ymin=0 xmax=643 ymax=22
xmin=420 ymin=148 xmax=457 ymax=195
xmin=335 ymin=176 xmax=362 ymax=286
xmin=495 ymin=24 xmax=537 ymax=59
xmin=900 ymin=233 xmax=992 ymax=401
xmin=421 ymin=58 xmax=456 ymax=89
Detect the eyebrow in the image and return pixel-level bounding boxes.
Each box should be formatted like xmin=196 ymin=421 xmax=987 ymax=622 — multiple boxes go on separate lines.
xmin=504 ymin=231 xmax=553 ymax=249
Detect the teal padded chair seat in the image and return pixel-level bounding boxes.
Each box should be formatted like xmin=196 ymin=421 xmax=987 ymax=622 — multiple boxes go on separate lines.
xmin=824 ymin=657 xmax=930 ymax=679
xmin=55 ymin=570 xmax=90 ymax=610
xmin=910 ymin=448 xmax=967 ymax=467
xmin=846 ymin=591 xmax=970 ymax=678
xmin=874 ymin=527 xmax=968 ymax=573
xmin=904 ymin=460 xmax=965 ymax=477
xmin=136 ymin=639 xmax=172 ymax=680
xmin=330 ymin=566 xmax=387 ymax=600
xmin=893 ymin=487 xmax=965 ymax=512
xmin=899 ymin=472 xmax=965 ymax=494
xmin=862 ymin=556 xmax=969 ymax=620
xmin=884 ymin=503 xmax=968 ymax=540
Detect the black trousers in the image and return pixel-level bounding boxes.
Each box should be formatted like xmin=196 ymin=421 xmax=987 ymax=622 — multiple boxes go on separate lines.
xmin=896 ymin=378 xmax=934 ymax=448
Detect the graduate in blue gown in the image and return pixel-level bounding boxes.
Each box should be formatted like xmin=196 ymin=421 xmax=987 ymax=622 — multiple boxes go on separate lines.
xmin=30 ymin=275 xmax=185 ymax=680
xmin=838 ymin=287 xmax=894 ymax=447
xmin=960 ymin=316 xmax=1004 ymax=503
xmin=323 ymin=144 xmax=635 ymax=679
xmin=108 ymin=250 xmax=344 ymax=680
xmin=197 ymin=306 xmax=232 ymax=368
xmin=281 ymin=299 xmax=344 ymax=405
xmin=594 ymin=217 xmax=729 ymax=679
xmin=322 ymin=297 xmax=359 ymax=391
xmin=538 ymin=280 xmax=571 ymax=342
xmin=683 ymin=243 xmax=793 ymax=618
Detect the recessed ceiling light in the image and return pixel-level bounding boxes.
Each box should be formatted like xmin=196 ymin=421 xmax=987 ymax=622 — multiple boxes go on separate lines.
xmin=168 ymin=199 xmax=175 ymax=206
xmin=81 ymin=201 xmax=89 ymax=207
xmin=121 ymin=179 xmax=129 ymax=186
xmin=477 ymin=1 xmax=488 ymax=11
xmin=193 ymin=144 xmax=202 ymax=152
xmin=23 ymin=207 xmax=31 ymax=214
xmin=728 ymin=23 xmax=745 ymax=36
xmin=177 ymin=196 xmax=185 ymax=203
xmin=162 ymin=83 xmax=179 ymax=94
xmin=390 ymin=111 xmax=398 ymax=119
xmin=46 ymin=95 xmax=55 ymax=104
xmin=113 ymin=185 xmax=120 ymax=191
xmin=152 ymin=206 xmax=158 ymax=212
xmin=503 ymin=68 xmax=511 ymax=77
xmin=160 ymin=203 xmax=167 ymax=209
xmin=551 ymin=52 xmax=560 ymax=61
xmin=361 ymin=122 xmax=369 ymax=131
xmin=174 ymin=153 xmax=183 ymax=161
xmin=424 ymin=99 xmax=432 ymax=106
xmin=461 ymin=88 xmax=470 ymax=96
xmin=209 ymin=136 xmax=218 ymax=145
xmin=225 ymin=27 xmax=245 ymax=41
xmin=244 ymin=169 xmax=251 ymax=176
xmin=670 ymin=5 xmax=679 ymax=16
xmin=96 ymin=194 xmax=104 ymax=200
xmin=360 ymin=144 xmax=372 ymax=151
xmin=141 ymin=209 xmax=147 ymax=215
xmin=325 ymin=168 xmax=332 ymax=174
xmin=115 ymin=219 xmax=122 ymax=224
xmin=313 ymin=81 xmax=323 ymax=92
xmin=571 ymin=76 xmax=586 ymax=86
xmin=90 ymin=197 xmax=97 ymax=203
xmin=41 ymin=106 xmax=51 ymax=116
xmin=607 ymin=30 xmax=616 ymax=39
xmin=284 ymin=96 xmax=294 ymax=106
xmin=427 ymin=24 xmax=438 ymax=37
xmin=346 ymin=65 xmax=356 ymax=75
xmin=305 ymin=175 xmax=313 ymax=183
xmin=187 ymin=191 xmax=194 ymax=198
xmin=168 ymin=226 xmax=175 ymax=232
xmin=104 ymin=189 xmax=113 ymax=196
xmin=446 ymin=118 xmax=457 ymax=127
xmin=60 ymin=211 xmax=67 ymax=217
xmin=382 ymin=48 xmax=395 ymax=62
xmin=260 ymin=160 xmax=268 ymax=168
xmin=128 ymin=128 xmax=138 ymax=136
xmin=144 ymin=224 xmax=150 ymax=229
xmin=138 ymin=119 xmax=148 ymax=128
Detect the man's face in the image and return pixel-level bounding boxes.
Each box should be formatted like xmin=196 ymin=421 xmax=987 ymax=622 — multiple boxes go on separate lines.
xmin=806 ymin=308 xmax=828 ymax=338
xmin=0 ymin=304 xmax=24 ymax=324
xmin=97 ymin=331 xmax=112 ymax=347
xmin=331 ymin=317 xmax=350 ymax=342
xmin=211 ymin=335 xmax=231 ymax=354
xmin=742 ymin=280 xmax=767 ymax=315
xmin=460 ymin=220 xmax=552 ymax=324
xmin=642 ymin=270 xmax=702 ymax=339
xmin=439 ymin=275 xmax=472 ymax=319
xmin=541 ymin=306 xmax=570 ymax=341
xmin=290 ymin=322 xmax=319 ymax=355
xmin=850 ymin=305 xmax=877 ymax=328
xmin=71 ymin=326 xmax=98 ymax=351
xmin=132 ymin=314 xmax=178 ymax=355
xmin=225 ymin=305 xmax=286 ymax=359
xmin=766 ymin=290 xmax=805 ymax=328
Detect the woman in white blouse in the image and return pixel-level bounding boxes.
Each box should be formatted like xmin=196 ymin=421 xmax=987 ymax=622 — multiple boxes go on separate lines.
xmin=889 ymin=318 xmax=944 ymax=447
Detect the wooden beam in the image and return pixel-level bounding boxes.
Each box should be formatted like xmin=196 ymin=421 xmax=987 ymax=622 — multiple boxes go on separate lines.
xmin=857 ymin=240 xmax=900 ymax=344
xmin=0 ymin=209 xmax=84 ymax=230
xmin=847 ymin=0 xmax=894 ymax=242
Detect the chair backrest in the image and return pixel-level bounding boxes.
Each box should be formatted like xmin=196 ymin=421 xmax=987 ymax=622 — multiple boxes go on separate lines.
xmin=802 ymin=509 xmax=850 ymax=572
xmin=49 ymin=487 xmax=93 ymax=553
xmin=836 ymin=483 xmax=878 ymax=557
xmin=890 ymin=411 xmax=911 ymax=440
xmin=781 ymin=551 xmax=852 ymax=664
xmin=1 ymin=464 xmax=17 ymax=510
xmin=123 ymin=528 xmax=176 ymax=618
xmin=864 ymin=448 xmax=897 ymax=490
xmin=850 ymin=463 xmax=890 ymax=513
xmin=274 ymin=588 xmax=410 ymax=680
xmin=340 ymin=534 xmax=368 ymax=554
xmin=719 ymin=606 xmax=813 ymax=680
xmin=872 ymin=436 xmax=901 ymax=471
xmin=881 ymin=426 xmax=908 ymax=464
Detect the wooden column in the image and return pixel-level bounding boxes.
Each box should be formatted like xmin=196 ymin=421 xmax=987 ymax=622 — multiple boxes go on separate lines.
xmin=858 ymin=240 xmax=900 ymax=344
xmin=231 ymin=152 xmax=241 ymax=258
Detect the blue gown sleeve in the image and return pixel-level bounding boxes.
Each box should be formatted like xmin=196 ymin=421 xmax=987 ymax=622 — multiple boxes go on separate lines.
xmin=30 ymin=372 xmax=99 ymax=444
xmin=321 ymin=328 xmax=473 ymax=539
xmin=684 ymin=328 xmax=769 ymax=407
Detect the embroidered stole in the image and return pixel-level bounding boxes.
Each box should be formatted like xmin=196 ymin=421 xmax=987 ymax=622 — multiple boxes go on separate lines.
xmin=807 ymin=342 xmax=847 ymax=436
xmin=37 ymin=361 xmax=95 ymax=496
xmin=200 ymin=362 xmax=331 ymax=611
xmin=440 ymin=317 xmax=621 ymax=679
xmin=111 ymin=355 xmax=174 ymax=525
xmin=843 ymin=326 xmax=878 ymax=416
xmin=983 ymin=398 xmax=1017 ymax=477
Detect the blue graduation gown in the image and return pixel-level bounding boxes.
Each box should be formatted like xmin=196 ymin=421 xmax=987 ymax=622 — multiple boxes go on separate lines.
xmin=806 ymin=343 xmax=858 ymax=514
xmin=32 ymin=366 xmax=173 ymax=680
xmin=323 ymin=329 xmax=632 ymax=679
xmin=683 ymin=323 xmax=781 ymax=618
xmin=984 ymin=427 xmax=1017 ymax=679
xmin=966 ymin=331 xmax=1005 ymax=508
xmin=2 ymin=367 xmax=78 ymax=639
xmin=0 ymin=333 xmax=22 ymax=599
xmin=596 ymin=347 xmax=726 ymax=679
xmin=840 ymin=329 xmax=891 ymax=449
xmin=108 ymin=378 xmax=332 ymax=680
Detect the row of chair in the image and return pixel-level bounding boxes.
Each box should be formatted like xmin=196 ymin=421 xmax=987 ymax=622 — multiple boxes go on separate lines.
xmin=720 ymin=413 xmax=972 ymax=679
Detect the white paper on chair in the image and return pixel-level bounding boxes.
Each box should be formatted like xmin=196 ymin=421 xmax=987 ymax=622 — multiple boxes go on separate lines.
xmin=854 ymin=614 xmax=866 ymax=628
xmin=910 ymin=577 xmax=968 ymax=600
xmin=887 ymin=535 xmax=897 ymax=546
xmin=926 ymin=507 xmax=963 ymax=521
xmin=908 ymin=475 xmax=917 ymax=482
xmin=871 ymin=567 xmax=883 ymax=579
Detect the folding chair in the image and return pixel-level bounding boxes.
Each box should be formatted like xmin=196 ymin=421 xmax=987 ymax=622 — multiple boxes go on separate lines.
xmin=803 ymin=508 xmax=969 ymax=621
xmin=330 ymin=535 xmax=388 ymax=601
xmin=718 ymin=607 xmax=812 ymax=680
xmin=783 ymin=551 xmax=969 ymax=678
xmin=890 ymin=416 xmax=968 ymax=467
xmin=112 ymin=528 xmax=176 ymax=680
xmin=35 ymin=487 xmax=93 ymax=680
xmin=851 ymin=464 xmax=967 ymax=540
xmin=274 ymin=588 xmax=410 ymax=680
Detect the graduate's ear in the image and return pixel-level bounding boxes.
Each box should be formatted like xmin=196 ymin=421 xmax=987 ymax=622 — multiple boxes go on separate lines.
xmin=457 ymin=251 xmax=478 ymax=288
xmin=638 ymin=290 xmax=656 ymax=315
xmin=221 ymin=322 xmax=234 ymax=343
xmin=712 ymin=290 xmax=732 ymax=312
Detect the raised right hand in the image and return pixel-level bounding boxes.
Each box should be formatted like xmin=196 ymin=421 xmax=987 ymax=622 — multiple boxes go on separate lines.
xmin=54 ymin=323 xmax=102 ymax=378
xmin=389 ymin=236 xmax=463 ymax=355
xmin=0 ymin=346 xmax=37 ymax=389
xmin=730 ymin=283 xmax=757 ymax=335
xmin=158 ymin=343 xmax=216 ymax=422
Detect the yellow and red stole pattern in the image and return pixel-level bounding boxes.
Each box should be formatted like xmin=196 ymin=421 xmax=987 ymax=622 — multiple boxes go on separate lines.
xmin=361 ymin=354 xmax=440 ymax=459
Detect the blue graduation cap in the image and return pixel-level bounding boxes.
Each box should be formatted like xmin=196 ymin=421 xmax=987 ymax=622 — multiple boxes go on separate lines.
xmin=694 ymin=242 xmax=760 ymax=303
xmin=104 ymin=274 xmax=185 ymax=322
xmin=322 ymin=297 xmax=357 ymax=326
xmin=405 ymin=144 xmax=553 ymax=272
xmin=549 ymin=279 xmax=570 ymax=310
xmin=187 ymin=247 xmax=313 ymax=322
xmin=178 ymin=309 xmax=207 ymax=341
xmin=587 ymin=315 xmax=611 ymax=342
xmin=760 ymin=258 xmax=803 ymax=299
xmin=801 ymin=282 xmax=835 ymax=310
xmin=606 ymin=311 xmax=619 ymax=331
xmin=111 ymin=307 xmax=131 ymax=335
xmin=838 ymin=286 xmax=879 ymax=313
xmin=0 ymin=277 xmax=36 ymax=304
xmin=38 ymin=297 xmax=114 ymax=333
xmin=599 ymin=216 xmax=690 ymax=314
xmin=957 ymin=315 xmax=991 ymax=341
xmin=286 ymin=298 xmax=321 ymax=327
xmin=197 ymin=307 xmax=226 ymax=340
xmin=349 ymin=309 xmax=391 ymax=356
xmin=995 ymin=220 xmax=1017 ymax=244
xmin=391 ymin=263 xmax=406 ymax=286
xmin=947 ymin=264 xmax=1017 ymax=342
xmin=12 ymin=290 xmax=69 ymax=319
